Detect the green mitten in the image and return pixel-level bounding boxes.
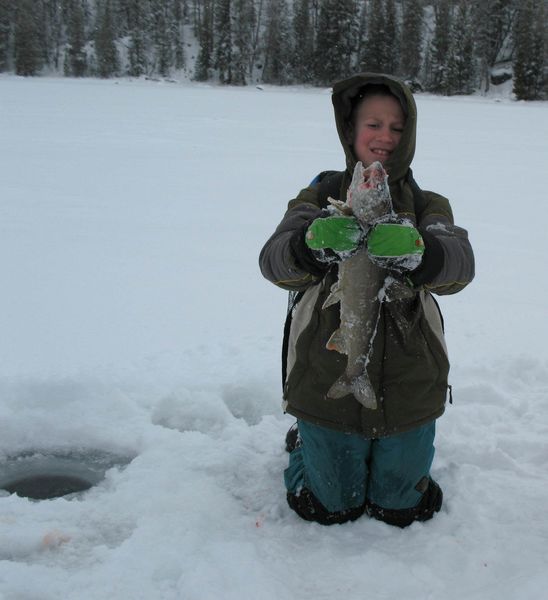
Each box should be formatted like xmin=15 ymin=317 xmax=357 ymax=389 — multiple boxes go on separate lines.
xmin=367 ymin=222 xmax=424 ymax=271
xmin=305 ymin=216 xmax=362 ymax=253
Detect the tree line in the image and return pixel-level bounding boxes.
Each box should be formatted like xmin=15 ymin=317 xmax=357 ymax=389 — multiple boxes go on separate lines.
xmin=0 ymin=0 xmax=546 ymax=100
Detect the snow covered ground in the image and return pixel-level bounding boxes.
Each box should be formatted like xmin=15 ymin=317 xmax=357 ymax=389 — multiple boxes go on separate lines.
xmin=0 ymin=75 xmax=547 ymax=599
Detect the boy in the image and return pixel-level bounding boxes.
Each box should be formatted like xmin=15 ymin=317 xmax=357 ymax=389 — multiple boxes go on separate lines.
xmin=259 ymin=73 xmax=474 ymax=527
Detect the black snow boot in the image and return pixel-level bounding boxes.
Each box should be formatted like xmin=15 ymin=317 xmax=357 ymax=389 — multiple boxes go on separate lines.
xmin=365 ymin=478 xmax=443 ymax=528
xmin=285 ymin=422 xmax=301 ymax=453
xmin=287 ymin=488 xmax=366 ymax=525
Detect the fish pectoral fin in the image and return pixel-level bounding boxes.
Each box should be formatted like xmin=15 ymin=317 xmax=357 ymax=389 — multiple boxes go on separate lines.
xmin=325 ymin=328 xmax=346 ymax=353
xmin=322 ymin=281 xmax=342 ymax=310
xmin=327 ymin=197 xmax=352 ymax=215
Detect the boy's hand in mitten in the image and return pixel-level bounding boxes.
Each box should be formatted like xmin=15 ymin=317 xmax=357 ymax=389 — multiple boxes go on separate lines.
xmin=305 ymin=216 xmax=363 ymax=253
xmin=367 ymin=222 xmax=425 ymax=272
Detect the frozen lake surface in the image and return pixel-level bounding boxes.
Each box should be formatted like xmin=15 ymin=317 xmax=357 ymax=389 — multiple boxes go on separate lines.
xmin=0 ymin=76 xmax=547 ymax=599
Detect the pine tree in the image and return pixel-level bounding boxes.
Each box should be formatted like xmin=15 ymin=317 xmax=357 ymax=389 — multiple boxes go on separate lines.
xmin=214 ymin=0 xmax=232 ymax=83
xmin=400 ymin=0 xmax=423 ymax=80
xmin=355 ymin=0 xmax=367 ymax=71
xmin=473 ymin=0 xmax=516 ymax=93
xmin=425 ymin=0 xmax=451 ymax=93
xmin=315 ymin=0 xmax=357 ymax=85
xmin=172 ymin=0 xmax=186 ymax=70
xmin=444 ymin=1 xmax=475 ymax=95
xmin=128 ymin=0 xmax=150 ymax=77
xmin=543 ymin=0 xmax=548 ymax=98
xmin=291 ymin=0 xmax=314 ymax=83
xmin=65 ymin=0 xmax=87 ymax=77
xmin=14 ymin=0 xmax=43 ymax=75
xmin=513 ymin=0 xmax=545 ymax=100
xmin=263 ymin=0 xmax=292 ymax=84
xmin=95 ymin=0 xmax=119 ymax=77
xmin=41 ymin=0 xmax=65 ymax=71
xmin=383 ymin=0 xmax=399 ymax=75
xmin=114 ymin=0 xmax=132 ymax=36
xmin=0 ymin=0 xmax=13 ymax=72
xmin=248 ymin=0 xmax=266 ymax=79
xmin=148 ymin=0 xmax=186 ymax=76
xmin=152 ymin=1 xmax=173 ymax=76
xmin=1 ymin=0 xmax=543 ymax=99
xmin=232 ymin=0 xmax=255 ymax=85
xmin=361 ymin=0 xmax=387 ymax=73
xmin=194 ymin=0 xmax=214 ymax=80
xmin=335 ymin=0 xmax=359 ymax=76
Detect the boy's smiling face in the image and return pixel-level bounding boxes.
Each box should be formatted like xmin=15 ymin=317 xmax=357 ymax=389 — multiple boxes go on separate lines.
xmin=352 ymin=94 xmax=405 ymax=167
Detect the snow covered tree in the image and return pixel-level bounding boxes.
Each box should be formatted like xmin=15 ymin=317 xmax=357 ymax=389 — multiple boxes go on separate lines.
xmin=263 ymin=0 xmax=292 ymax=84
xmin=214 ymin=0 xmax=232 ymax=83
xmin=0 ymin=0 xmax=13 ymax=72
xmin=354 ymin=1 xmax=367 ymax=71
xmin=115 ymin=0 xmax=135 ymax=34
xmin=0 ymin=0 xmax=544 ymax=97
xmin=172 ymin=0 xmax=186 ymax=71
xmin=127 ymin=0 xmax=150 ymax=76
xmin=291 ymin=0 xmax=314 ymax=83
xmin=443 ymin=0 xmax=475 ymax=95
xmin=232 ymin=0 xmax=255 ymax=84
xmin=65 ymin=0 xmax=88 ymax=77
xmin=315 ymin=0 xmax=358 ymax=85
xmin=361 ymin=0 xmax=387 ymax=73
xmin=40 ymin=0 xmax=65 ymax=71
xmin=14 ymin=0 xmax=43 ymax=75
xmin=152 ymin=1 xmax=173 ymax=76
xmin=148 ymin=0 xmax=186 ymax=76
xmin=248 ymin=0 xmax=266 ymax=78
xmin=544 ymin=1 xmax=548 ymax=98
xmin=400 ymin=0 xmax=423 ymax=80
xmin=513 ymin=0 xmax=545 ymax=100
xmin=425 ymin=0 xmax=451 ymax=92
xmin=473 ymin=0 xmax=516 ymax=93
xmin=194 ymin=0 xmax=214 ymax=80
xmin=95 ymin=0 xmax=119 ymax=77
xmin=383 ymin=0 xmax=399 ymax=75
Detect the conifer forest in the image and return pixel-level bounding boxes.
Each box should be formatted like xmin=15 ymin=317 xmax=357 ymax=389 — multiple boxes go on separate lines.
xmin=1 ymin=0 xmax=546 ymax=100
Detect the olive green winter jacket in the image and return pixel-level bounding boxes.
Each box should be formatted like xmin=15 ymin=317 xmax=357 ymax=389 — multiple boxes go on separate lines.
xmin=259 ymin=73 xmax=475 ymax=438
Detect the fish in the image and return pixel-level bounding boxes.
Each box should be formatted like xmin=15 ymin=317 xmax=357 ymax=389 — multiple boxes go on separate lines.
xmin=322 ymin=161 xmax=394 ymax=409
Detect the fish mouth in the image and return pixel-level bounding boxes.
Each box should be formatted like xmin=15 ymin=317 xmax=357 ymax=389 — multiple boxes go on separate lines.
xmin=362 ymin=161 xmax=387 ymax=189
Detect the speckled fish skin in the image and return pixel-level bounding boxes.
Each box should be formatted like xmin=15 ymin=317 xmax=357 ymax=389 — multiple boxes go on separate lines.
xmin=323 ymin=161 xmax=393 ymax=409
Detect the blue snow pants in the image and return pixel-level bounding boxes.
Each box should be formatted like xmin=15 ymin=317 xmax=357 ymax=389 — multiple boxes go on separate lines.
xmin=285 ymin=419 xmax=436 ymax=522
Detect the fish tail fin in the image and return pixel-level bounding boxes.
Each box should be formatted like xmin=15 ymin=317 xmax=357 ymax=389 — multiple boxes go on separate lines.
xmin=327 ymin=373 xmax=377 ymax=410
xmin=326 ymin=376 xmax=353 ymax=400
xmin=352 ymin=373 xmax=377 ymax=409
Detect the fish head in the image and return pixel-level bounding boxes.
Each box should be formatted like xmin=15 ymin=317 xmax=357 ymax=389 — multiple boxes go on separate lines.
xmin=347 ymin=161 xmax=392 ymax=223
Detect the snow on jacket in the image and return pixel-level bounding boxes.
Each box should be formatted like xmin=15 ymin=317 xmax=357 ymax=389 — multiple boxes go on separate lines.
xmin=259 ymin=73 xmax=475 ymax=438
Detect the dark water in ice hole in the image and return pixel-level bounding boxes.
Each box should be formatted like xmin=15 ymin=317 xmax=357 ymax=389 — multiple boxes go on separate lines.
xmin=0 ymin=450 xmax=134 ymax=500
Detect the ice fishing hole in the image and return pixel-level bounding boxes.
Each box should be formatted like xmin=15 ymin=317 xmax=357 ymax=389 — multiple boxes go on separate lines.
xmin=0 ymin=450 xmax=134 ymax=500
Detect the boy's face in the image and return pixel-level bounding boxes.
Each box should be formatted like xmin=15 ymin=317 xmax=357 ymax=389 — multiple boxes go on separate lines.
xmin=352 ymin=95 xmax=405 ymax=167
